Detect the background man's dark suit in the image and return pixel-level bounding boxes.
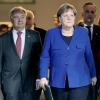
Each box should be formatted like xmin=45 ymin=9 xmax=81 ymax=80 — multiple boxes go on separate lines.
xmin=92 ymin=25 xmax=100 ymax=100
xmin=34 ymin=27 xmax=46 ymax=45
xmin=91 ymin=25 xmax=100 ymax=63
xmin=78 ymin=24 xmax=100 ymax=100
xmin=0 ymin=29 xmax=41 ymax=100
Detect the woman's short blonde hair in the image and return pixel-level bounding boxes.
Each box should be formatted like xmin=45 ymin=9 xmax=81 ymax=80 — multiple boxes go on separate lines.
xmin=57 ymin=3 xmax=77 ymax=18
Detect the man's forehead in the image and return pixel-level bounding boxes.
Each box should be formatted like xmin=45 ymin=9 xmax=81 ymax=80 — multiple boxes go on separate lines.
xmin=84 ymin=5 xmax=96 ymax=11
xmin=13 ymin=12 xmax=26 ymax=16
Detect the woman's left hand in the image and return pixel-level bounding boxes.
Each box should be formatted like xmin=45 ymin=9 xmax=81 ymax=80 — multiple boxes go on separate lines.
xmin=92 ymin=77 xmax=97 ymax=86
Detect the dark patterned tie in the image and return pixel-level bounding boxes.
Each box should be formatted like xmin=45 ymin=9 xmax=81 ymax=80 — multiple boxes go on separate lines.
xmin=16 ymin=31 xmax=22 ymax=58
xmin=86 ymin=26 xmax=91 ymax=40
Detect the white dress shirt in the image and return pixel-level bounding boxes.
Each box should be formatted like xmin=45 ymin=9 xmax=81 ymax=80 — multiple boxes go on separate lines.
xmin=12 ymin=28 xmax=25 ymax=59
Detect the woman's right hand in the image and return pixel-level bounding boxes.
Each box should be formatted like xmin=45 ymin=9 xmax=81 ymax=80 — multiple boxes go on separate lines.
xmin=39 ymin=78 xmax=48 ymax=90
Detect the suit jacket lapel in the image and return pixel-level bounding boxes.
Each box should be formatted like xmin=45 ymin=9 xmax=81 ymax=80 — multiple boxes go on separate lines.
xmin=10 ymin=30 xmax=20 ymax=58
xmin=93 ymin=25 xmax=98 ymax=35
xmin=22 ymin=30 xmax=31 ymax=59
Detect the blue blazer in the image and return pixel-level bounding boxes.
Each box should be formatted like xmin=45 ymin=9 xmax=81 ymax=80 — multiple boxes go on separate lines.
xmin=39 ymin=26 xmax=96 ymax=88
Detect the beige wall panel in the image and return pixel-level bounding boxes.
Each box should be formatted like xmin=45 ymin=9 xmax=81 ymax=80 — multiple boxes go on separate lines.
xmin=0 ymin=0 xmax=99 ymax=29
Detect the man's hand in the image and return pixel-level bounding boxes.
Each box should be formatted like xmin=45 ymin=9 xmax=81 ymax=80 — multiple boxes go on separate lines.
xmin=92 ymin=77 xmax=97 ymax=86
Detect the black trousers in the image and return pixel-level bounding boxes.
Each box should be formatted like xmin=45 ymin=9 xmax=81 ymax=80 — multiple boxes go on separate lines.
xmin=33 ymin=89 xmax=42 ymax=100
xmin=87 ymin=60 xmax=100 ymax=100
xmin=2 ymin=70 xmax=38 ymax=100
xmin=87 ymin=79 xmax=100 ymax=100
xmin=51 ymin=85 xmax=89 ymax=100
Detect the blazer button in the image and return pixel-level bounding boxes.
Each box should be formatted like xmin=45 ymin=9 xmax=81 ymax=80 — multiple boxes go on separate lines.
xmin=67 ymin=47 xmax=69 ymax=50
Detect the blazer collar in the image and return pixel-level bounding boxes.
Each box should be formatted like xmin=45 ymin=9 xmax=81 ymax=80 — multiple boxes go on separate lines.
xmin=58 ymin=25 xmax=78 ymax=49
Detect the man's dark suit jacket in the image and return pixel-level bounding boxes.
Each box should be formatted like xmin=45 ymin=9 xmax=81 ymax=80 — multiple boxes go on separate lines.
xmin=89 ymin=25 xmax=100 ymax=75
xmin=78 ymin=24 xmax=100 ymax=73
xmin=0 ymin=29 xmax=41 ymax=97
xmin=88 ymin=25 xmax=100 ymax=100
xmin=78 ymin=24 xmax=100 ymax=100
xmin=34 ymin=27 xmax=46 ymax=45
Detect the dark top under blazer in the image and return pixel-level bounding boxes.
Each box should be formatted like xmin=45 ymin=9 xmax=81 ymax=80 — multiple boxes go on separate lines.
xmin=0 ymin=29 xmax=41 ymax=93
xmin=39 ymin=25 xmax=96 ymax=88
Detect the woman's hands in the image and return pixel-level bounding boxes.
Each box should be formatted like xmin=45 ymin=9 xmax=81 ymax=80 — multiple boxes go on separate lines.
xmin=39 ymin=78 xmax=48 ymax=89
xmin=36 ymin=78 xmax=48 ymax=90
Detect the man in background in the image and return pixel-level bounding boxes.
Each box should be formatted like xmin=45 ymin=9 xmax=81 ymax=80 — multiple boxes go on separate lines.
xmin=52 ymin=14 xmax=59 ymax=27
xmin=0 ymin=24 xmax=9 ymax=36
xmin=80 ymin=2 xmax=100 ymax=100
xmin=26 ymin=9 xmax=47 ymax=100
xmin=26 ymin=10 xmax=46 ymax=45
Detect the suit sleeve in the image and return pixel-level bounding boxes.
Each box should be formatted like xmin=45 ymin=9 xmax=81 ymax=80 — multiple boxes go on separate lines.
xmin=39 ymin=30 xmax=51 ymax=78
xmin=32 ymin=31 xmax=42 ymax=79
xmin=0 ymin=38 xmax=3 ymax=87
xmin=84 ymin=30 xmax=96 ymax=78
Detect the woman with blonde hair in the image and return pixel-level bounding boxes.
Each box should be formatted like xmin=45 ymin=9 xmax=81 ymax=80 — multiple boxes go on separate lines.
xmin=39 ymin=3 xmax=97 ymax=100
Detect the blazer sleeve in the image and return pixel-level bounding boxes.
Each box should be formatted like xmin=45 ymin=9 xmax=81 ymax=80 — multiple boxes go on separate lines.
xmin=84 ymin=29 xmax=96 ymax=78
xmin=39 ymin=30 xmax=51 ymax=78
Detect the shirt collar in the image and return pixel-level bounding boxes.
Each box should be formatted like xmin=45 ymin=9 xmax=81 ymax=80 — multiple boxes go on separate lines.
xmin=30 ymin=25 xmax=34 ymax=30
xmin=84 ymin=24 xmax=93 ymax=28
xmin=12 ymin=28 xmax=25 ymax=35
